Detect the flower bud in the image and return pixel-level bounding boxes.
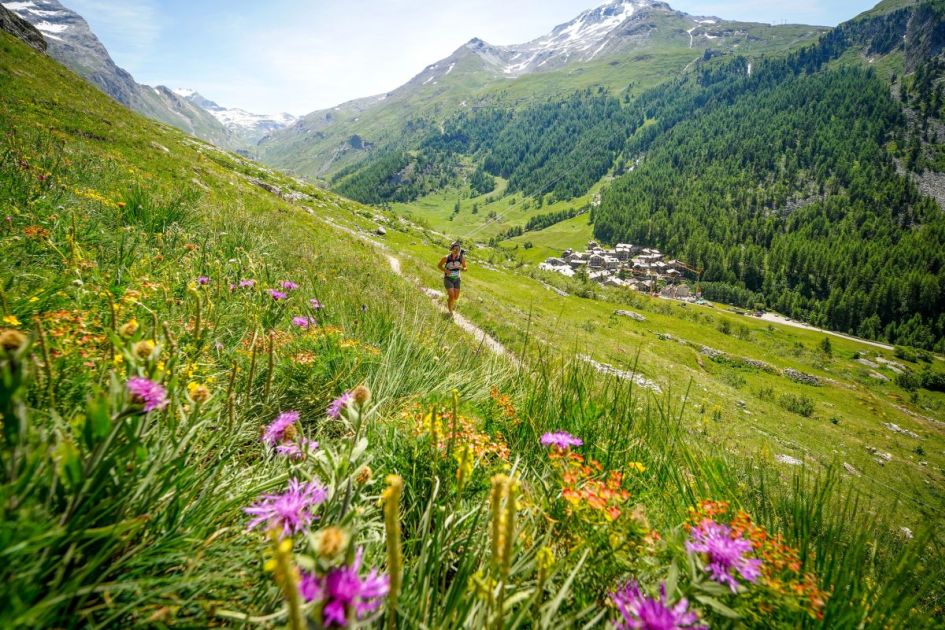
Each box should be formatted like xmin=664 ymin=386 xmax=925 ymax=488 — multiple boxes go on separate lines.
xmin=0 ymin=328 xmax=27 ymax=353
xmin=352 ymin=384 xmax=371 ymax=407
xmin=118 ymin=319 xmax=139 ymax=337
xmin=354 ymin=464 xmax=373 ymax=485
xmin=313 ymin=526 xmax=349 ymax=560
xmin=189 ymin=383 xmax=211 ymax=403
xmin=133 ymin=339 xmax=156 ymax=360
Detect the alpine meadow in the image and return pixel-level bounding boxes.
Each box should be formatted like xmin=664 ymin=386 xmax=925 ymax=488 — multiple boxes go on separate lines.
xmin=1 ymin=0 xmax=945 ymax=629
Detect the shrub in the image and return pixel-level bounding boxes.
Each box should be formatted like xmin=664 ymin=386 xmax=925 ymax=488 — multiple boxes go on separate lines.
xmin=894 ymin=345 xmax=919 ymax=362
xmin=779 ymin=393 xmax=815 ymax=417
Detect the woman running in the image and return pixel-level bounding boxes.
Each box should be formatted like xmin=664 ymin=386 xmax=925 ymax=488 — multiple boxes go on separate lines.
xmin=438 ymin=241 xmax=467 ymax=315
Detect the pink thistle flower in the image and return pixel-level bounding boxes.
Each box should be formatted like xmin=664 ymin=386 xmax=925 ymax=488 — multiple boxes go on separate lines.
xmin=268 ymin=289 xmax=288 ymax=301
xmin=540 ymin=431 xmax=583 ymax=449
xmin=276 ymin=439 xmax=319 ymax=461
xmin=309 ymin=298 xmax=323 ymax=310
xmin=281 ymin=281 xmax=299 ymax=290
xmin=197 ymin=276 xmax=210 ymax=285
xmin=292 ymin=316 xmax=316 ymax=329
xmin=612 ymin=581 xmax=706 ymax=630
xmin=686 ymin=520 xmax=762 ymax=592
xmin=244 ymin=478 xmax=328 ymax=537
xmin=327 ymin=391 xmax=354 ymax=418
xmin=239 ymin=279 xmax=256 ymax=288
xmin=299 ymin=547 xmax=389 ymax=627
xmin=127 ymin=376 xmax=169 ymax=412
xmin=262 ymin=410 xmax=300 ymax=446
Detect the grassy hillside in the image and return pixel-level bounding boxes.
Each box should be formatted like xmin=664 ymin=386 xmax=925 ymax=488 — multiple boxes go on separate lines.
xmin=1 ymin=26 xmax=944 ymax=630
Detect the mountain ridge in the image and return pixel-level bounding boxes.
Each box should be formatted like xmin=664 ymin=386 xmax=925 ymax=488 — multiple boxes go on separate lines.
xmin=257 ymin=0 xmax=828 ymax=179
xmin=0 ymin=0 xmax=296 ymax=152
xmin=172 ymin=88 xmax=298 ymax=148
xmin=0 ymin=0 xmax=236 ymax=148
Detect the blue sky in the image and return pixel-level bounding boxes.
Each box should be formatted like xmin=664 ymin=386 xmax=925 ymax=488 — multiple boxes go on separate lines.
xmin=65 ymin=0 xmax=878 ymax=115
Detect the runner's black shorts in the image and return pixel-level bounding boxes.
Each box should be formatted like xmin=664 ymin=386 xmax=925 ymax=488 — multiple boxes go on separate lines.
xmin=444 ymin=276 xmax=461 ymax=290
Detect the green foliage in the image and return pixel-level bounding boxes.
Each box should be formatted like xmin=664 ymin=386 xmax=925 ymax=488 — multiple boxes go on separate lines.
xmin=333 ymin=149 xmax=459 ymax=204
xmin=595 ymin=52 xmax=945 ymax=350
xmin=469 ymin=166 xmax=496 ymax=196
xmin=898 ymin=366 xmax=945 ymax=392
xmin=779 ymin=393 xmax=816 ymax=417
xmin=337 ymin=90 xmax=633 ymax=205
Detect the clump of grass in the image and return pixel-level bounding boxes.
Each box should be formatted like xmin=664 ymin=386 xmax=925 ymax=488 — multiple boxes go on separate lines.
xmin=116 ymin=184 xmax=197 ymax=233
xmin=779 ymin=392 xmax=815 ymax=417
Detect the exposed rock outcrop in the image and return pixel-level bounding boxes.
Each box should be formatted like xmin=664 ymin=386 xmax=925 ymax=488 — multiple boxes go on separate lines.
xmin=0 ymin=4 xmax=46 ymax=52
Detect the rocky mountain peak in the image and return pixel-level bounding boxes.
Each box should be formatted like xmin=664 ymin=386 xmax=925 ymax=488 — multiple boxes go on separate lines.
xmin=456 ymin=0 xmax=684 ymax=77
xmin=172 ymin=87 xmax=297 ymax=135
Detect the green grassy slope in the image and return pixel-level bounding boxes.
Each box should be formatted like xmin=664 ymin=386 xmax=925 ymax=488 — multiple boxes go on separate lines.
xmin=1 ymin=28 xmax=943 ymax=629
xmin=347 ymin=208 xmax=945 ymax=525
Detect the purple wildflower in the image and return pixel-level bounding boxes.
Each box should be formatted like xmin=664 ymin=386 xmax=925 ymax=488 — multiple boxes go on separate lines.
xmin=309 ymin=298 xmax=323 ymax=310
xmin=244 ymin=478 xmax=328 ymax=537
xmin=281 ymin=281 xmax=299 ymax=290
xmin=612 ymin=581 xmax=705 ymax=630
xmin=292 ymin=316 xmax=316 ymax=329
xmin=228 ymin=283 xmax=237 ymax=291
xmin=299 ymin=547 xmax=389 ymax=627
xmin=262 ymin=410 xmax=300 ymax=446
xmin=540 ymin=431 xmax=583 ymax=449
xmin=276 ymin=439 xmax=319 ymax=461
xmin=239 ymin=279 xmax=256 ymax=288
xmin=327 ymin=391 xmax=354 ymax=418
xmin=127 ymin=376 xmax=169 ymax=412
xmin=268 ymin=289 xmax=288 ymax=301
xmin=686 ymin=520 xmax=762 ymax=592
xmin=197 ymin=276 xmax=210 ymax=285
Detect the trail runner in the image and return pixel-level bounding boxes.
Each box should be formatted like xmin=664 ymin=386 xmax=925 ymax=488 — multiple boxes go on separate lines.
xmin=438 ymin=241 xmax=467 ymax=315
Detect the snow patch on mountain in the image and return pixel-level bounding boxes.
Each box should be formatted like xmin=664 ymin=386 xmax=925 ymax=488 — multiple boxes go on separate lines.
xmin=497 ymin=0 xmax=639 ymax=75
xmin=449 ymin=0 xmax=674 ymax=78
xmin=3 ymin=0 xmax=71 ymax=39
xmin=173 ymin=88 xmax=297 ymax=134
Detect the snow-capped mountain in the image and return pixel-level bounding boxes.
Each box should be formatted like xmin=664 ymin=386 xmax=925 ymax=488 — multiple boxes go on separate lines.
xmin=172 ymin=88 xmax=296 ymax=138
xmin=1 ymin=0 xmax=237 ymax=148
xmin=403 ymin=0 xmax=727 ymax=88
xmin=490 ymin=0 xmax=651 ymax=76
xmin=260 ymin=0 xmax=826 ymax=179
